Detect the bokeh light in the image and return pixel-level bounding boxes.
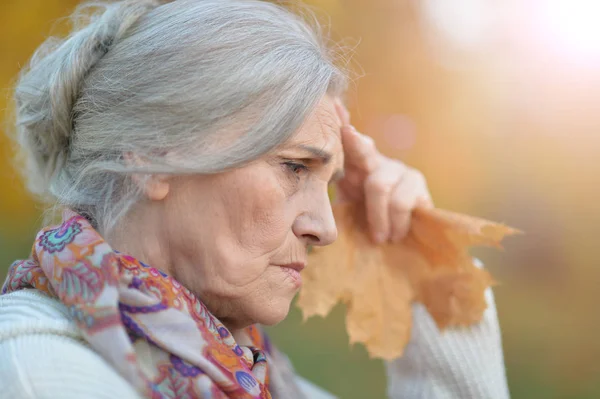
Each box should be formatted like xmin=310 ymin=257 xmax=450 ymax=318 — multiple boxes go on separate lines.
xmin=536 ymin=0 xmax=600 ymax=64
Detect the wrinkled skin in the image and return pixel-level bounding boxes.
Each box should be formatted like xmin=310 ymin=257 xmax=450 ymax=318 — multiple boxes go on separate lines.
xmin=109 ymin=95 xmax=432 ymax=337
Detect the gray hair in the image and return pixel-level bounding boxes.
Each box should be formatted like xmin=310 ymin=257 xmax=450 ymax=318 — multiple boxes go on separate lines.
xmin=12 ymin=0 xmax=348 ymax=233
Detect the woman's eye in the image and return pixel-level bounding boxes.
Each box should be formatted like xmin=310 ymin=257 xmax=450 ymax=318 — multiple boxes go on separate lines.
xmin=283 ymin=161 xmax=308 ymax=176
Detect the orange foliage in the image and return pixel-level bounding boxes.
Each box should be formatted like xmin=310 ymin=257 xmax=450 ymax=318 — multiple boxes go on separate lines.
xmin=0 ymin=1 xmax=80 ymax=221
xmin=297 ymin=202 xmax=520 ymax=360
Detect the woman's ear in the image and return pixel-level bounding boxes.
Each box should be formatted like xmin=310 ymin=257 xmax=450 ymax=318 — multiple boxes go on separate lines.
xmin=143 ymin=175 xmax=170 ymax=201
xmin=123 ymin=152 xmax=170 ymax=201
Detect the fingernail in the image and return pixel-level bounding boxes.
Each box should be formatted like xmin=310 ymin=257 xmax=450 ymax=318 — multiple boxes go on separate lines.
xmin=360 ymin=132 xmax=374 ymax=146
xmin=340 ymin=105 xmax=350 ymax=122
xmin=343 ymin=125 xmax=359 ymax=136
xmin=374 ymin=232 xmax=387 ymax=244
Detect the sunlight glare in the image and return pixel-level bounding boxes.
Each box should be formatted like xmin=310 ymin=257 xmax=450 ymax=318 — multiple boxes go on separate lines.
xmin=539 ymin=0 xmax=600 ymax=63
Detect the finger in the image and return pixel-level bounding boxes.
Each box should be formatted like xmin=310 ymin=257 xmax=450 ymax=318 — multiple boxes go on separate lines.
xmin=338 ymin=169 xmax=363 ymax=189
xmin=416 ymin=194 xmax=434 ymax=209
xmin=341 ymin=125 xmax=380 ymax=174
xmin=335 ymin=172 xmax=363 ymax=202
xmin=389 ymin=170 xmax=431 ymax=241
xmin=388 ymin=178 xmax=418 ymax=242
xmin=364 ymin=161 xmax=406 ymax=243
xmin=334 ymin=98 xmax=351 ymax=126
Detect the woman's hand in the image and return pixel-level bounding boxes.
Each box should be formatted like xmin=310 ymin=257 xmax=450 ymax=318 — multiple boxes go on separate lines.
xmin=334 ymin=100 xmax=433 ymax=244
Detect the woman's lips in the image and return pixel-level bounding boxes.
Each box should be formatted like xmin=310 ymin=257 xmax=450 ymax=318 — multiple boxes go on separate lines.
xmin=278 ymin=263 xmax=305 ymax=286
xmin=279 ymin=262 xmax=306 ymax=272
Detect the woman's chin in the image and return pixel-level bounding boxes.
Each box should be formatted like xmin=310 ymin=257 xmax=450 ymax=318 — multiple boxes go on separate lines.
xmin=253 ymin=297 xmax=294 ymax=326
xmin=279 ymin=266 xmax=303 ymax=289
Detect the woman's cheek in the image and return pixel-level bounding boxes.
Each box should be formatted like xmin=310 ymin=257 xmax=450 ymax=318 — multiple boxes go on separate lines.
xmin=216 ymin=164 xmax=298 ymax=285
xmin=243 ymin=176 xmax=294 ymax=250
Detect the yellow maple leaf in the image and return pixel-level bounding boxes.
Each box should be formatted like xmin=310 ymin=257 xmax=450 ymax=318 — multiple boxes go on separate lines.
xmin=297 ymin=202 xmax=520 ymax=360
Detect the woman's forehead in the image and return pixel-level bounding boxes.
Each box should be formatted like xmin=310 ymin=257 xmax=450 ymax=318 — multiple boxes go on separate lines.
xmin=293 ymin=96 xmax=342 ymax=146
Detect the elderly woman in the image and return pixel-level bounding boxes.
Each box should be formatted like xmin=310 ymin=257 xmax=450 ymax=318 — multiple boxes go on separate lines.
xmin=0 ymin=1 xmax=509 ymax=398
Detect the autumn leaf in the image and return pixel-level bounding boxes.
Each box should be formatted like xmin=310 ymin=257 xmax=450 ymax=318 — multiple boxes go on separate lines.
xmin=345 ymin=252 xmax=413 ymax=360
xmin=298 ymin=204 xmax=355 ymax=319
xmin=418 ymin=262 xmax=495 ymax=329
xmin=297 ymin=202 xmax=520 ymax=360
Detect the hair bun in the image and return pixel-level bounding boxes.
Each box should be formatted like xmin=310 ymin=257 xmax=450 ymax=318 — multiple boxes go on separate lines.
xmin=13 ymin=0 xmax=159 ymax=198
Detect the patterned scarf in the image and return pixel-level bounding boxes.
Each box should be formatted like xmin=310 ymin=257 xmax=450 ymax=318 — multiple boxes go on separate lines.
xmin=1 ymin=210 xmax=303 ymax=399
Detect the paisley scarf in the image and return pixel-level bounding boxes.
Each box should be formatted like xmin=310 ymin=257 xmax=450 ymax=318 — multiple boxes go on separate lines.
xmin=1 ymin=210 xmax=302 ymax=399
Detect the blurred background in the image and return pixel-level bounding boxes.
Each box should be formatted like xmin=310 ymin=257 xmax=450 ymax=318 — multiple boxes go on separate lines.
xmin=1 ymin=0 xmax=599 ymax=398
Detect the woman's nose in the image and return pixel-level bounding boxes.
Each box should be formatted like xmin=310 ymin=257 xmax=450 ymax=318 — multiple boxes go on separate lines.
xmin=292 ymin=192 xmax=338 ymax=246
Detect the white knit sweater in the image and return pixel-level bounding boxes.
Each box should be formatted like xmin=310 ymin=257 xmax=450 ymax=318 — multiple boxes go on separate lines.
xmin=0 ymin=287 xmax=509 ymax=399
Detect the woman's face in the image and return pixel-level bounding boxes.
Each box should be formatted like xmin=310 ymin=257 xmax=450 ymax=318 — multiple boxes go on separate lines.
xmin=155 ymin=95 xmax=344 ymax=330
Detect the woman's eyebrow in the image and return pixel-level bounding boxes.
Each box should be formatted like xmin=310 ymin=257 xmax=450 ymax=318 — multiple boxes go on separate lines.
xmin=296 ymin=144 xmax=344 ymax=182
xmin=298 ymin=144 xmax=332 ymax=164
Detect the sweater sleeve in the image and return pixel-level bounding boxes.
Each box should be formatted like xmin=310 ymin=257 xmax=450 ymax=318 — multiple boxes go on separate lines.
xmin=385 ymin=260 xmax=510 ymax=399
xmin=0 ymin=333 xmax=142 ymax=399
